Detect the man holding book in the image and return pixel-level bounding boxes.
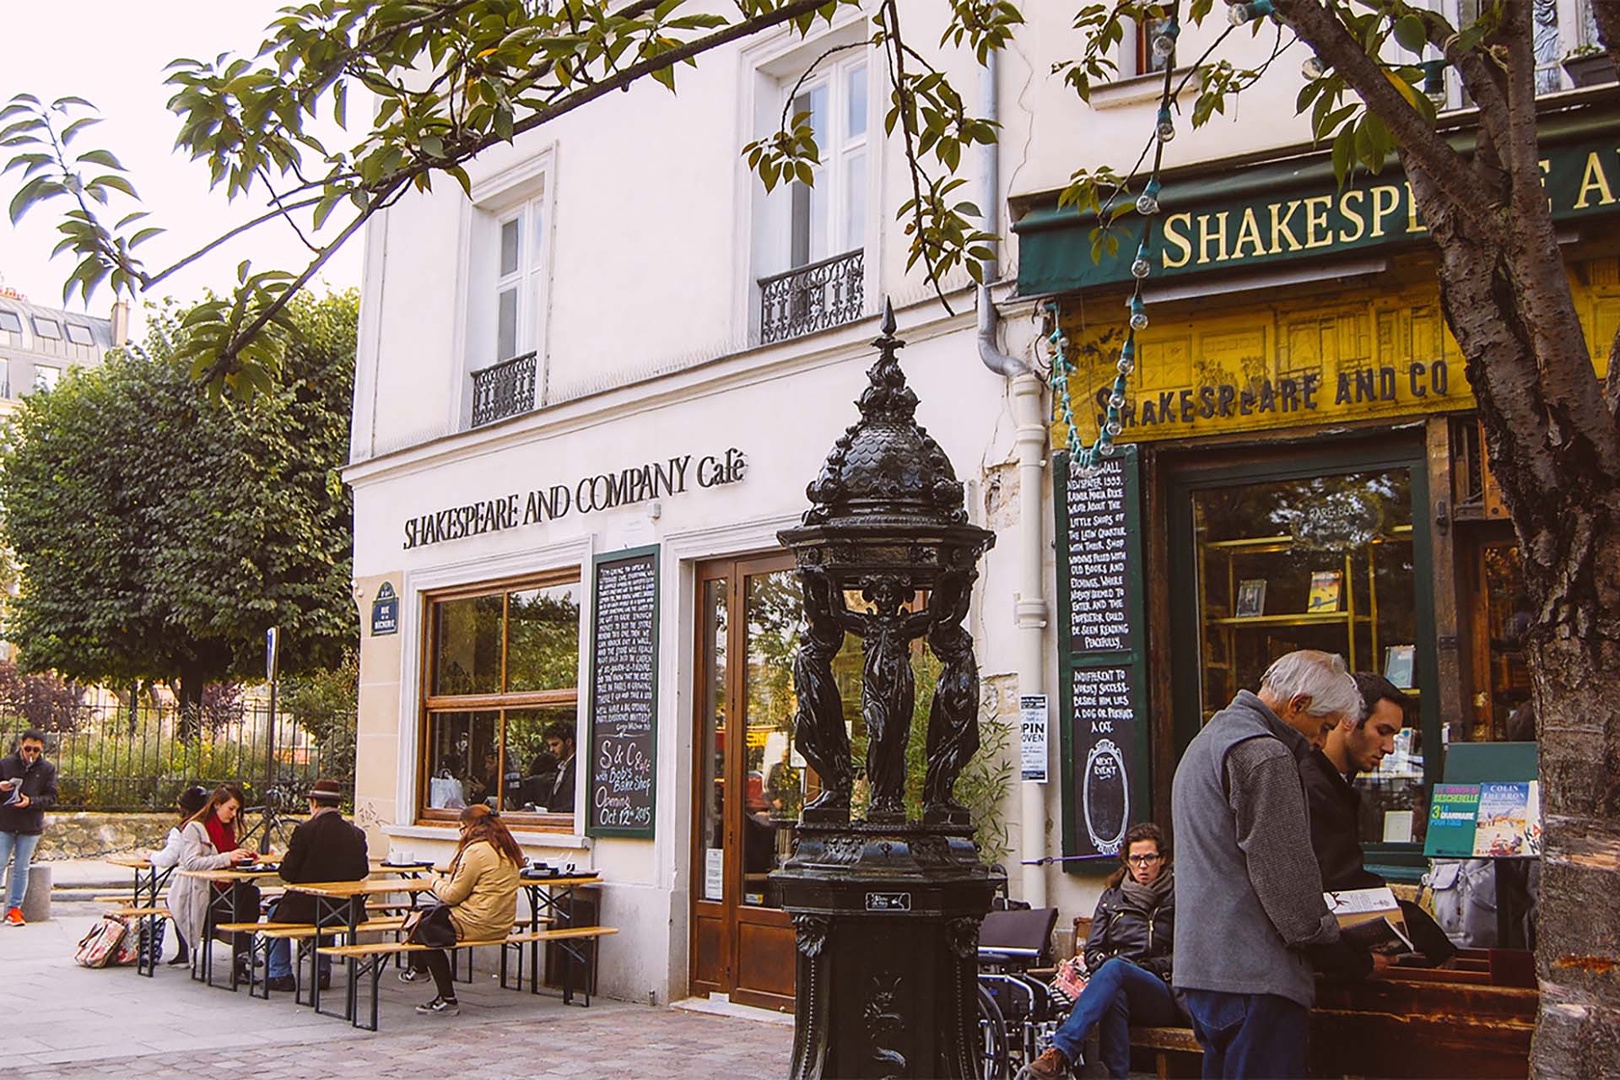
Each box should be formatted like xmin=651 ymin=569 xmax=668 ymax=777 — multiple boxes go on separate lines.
xmin=0 ymin=730 xmax=57 ymax=926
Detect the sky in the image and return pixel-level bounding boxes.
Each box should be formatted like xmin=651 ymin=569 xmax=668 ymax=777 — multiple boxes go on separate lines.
xmin=1 ymin=1 xmax=363 ymax=320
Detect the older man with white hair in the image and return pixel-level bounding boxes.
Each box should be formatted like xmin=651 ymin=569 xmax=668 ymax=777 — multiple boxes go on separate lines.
xmin=1171 ymin=649 xmax=1363 ymax=1078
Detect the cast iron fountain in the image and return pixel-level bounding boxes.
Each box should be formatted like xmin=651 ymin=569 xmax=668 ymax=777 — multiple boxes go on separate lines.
xmin=775 ymin=303 xmax=1002 ymax=1079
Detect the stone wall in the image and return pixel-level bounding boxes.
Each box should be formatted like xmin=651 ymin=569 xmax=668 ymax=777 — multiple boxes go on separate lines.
xmin=36 ymin=813 xmax=179 ymax=860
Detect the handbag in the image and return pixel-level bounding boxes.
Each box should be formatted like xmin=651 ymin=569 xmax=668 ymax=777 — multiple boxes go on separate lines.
xmin=74 ymin=916 xmax=129 ymax=968
xmin=402 ymin=902 xmax=457 ymax=949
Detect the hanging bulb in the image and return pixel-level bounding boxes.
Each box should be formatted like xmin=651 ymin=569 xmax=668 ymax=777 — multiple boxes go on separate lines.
xmin=1136 ymin=177 xmax=1162 ymax=216
xmin=1155 ymin=105 xmax=1175 ymax=143
xmin=1130 ymin=243 xmax=1152 ymax=279
xmin=1108 ymin=393 xmax=1126 ymax=411
xmin=1129 ymin=295 xmax=1149 ymax=330
xmin=1099 ymin=441 xmax=1118 ymax=457
xmin=1228 ymin=1 xmax=1275 ymax=27
xmin=1151 ymin=22 xmax=1180 ymax=60
xmin=1301 ymin=54 xmax=1326 ymax=80
xmin=1117 ymin=355 xmax=1136 ymax=375
xmin=1105 ymin=420 xmax=1123 ymax=437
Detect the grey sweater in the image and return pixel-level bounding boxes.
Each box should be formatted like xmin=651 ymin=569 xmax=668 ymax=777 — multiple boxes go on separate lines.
xmin=1171 ymin=690 xmax=1339 ymax=1007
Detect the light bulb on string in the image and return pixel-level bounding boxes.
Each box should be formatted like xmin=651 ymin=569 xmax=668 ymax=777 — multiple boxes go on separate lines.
xmin=1228 ymin=0 xmax=1275 ymax=26
xmin=1129 ymin=295 xmax=1148 ymax=330
xmin=1105 ymin=420 xmax=1123 ymax=437
xmin=1136 ymin=177 xmax=1162 ymax=216
xmin=1151 ymin=22 xmax=1179 ymax=60
xmin=1301 ymin=54 xmax=1326 ymax=80
xmin=1130 ymin=243 xmax=1153 ymax=279
xmin=1155 ymin=105 xmax=1175 ymax=143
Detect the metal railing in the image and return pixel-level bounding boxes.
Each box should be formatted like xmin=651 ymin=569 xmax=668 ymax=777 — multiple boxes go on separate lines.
xmin=759 ymin=249 xmax=865 ymax=345
xmin=470 ymin=350 xmax=538 ymax=427
xmin=0 ymin=697 xmax=356 ymax=813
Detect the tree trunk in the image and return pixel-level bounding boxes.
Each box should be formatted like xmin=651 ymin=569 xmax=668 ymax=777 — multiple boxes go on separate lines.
xmin=176 ymin=664 xmax=206 ymax=742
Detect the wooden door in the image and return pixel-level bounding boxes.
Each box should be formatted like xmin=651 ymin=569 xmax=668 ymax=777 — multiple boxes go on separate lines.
xmin=690 ymin=554 xmax=804 ymax=1011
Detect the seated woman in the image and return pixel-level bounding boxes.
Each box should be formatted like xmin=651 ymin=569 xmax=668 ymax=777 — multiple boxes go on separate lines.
xmin=170 ymin=786 xmax=260 ymax=979
xmin=148 ymin=784 xmax=209 ymax=966
xmin=400 ymin=803 xmax=522 ymax=1016
xmin=1022 ymin=823 xmax=1183 ymax=1080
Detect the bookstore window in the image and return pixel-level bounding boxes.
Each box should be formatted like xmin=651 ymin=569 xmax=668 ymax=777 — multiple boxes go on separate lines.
xmin=420 ymin=574 xmax=582 ymax=829
xmin=1192 ymin=468 xmax=1426 ymax=843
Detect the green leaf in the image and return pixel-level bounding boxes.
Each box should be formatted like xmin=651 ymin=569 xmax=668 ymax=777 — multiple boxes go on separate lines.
xmin=1392 ymin=14 xmax=1427 ymax=54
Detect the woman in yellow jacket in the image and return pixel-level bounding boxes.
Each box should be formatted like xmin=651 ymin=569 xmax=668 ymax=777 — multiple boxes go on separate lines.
xmin=404 ymin=803 xmax=521 ymax=1015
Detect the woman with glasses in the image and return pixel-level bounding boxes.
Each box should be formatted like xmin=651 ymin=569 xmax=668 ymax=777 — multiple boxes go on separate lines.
xmin=401 ymin=803 xmax=522 ymax=1016
xmin=1021 ymin=823 xmax=1184 ymax=1080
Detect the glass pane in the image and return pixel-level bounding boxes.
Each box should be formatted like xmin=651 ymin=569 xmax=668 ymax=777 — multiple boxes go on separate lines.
xmin=845 ymin=62 xmax=867 ymax=139
xmin=499 ymin=218 xmax=521 ymax=277
xmin=1191 ymin=468 xmax=1423 ymax=843
xmin=808 ymin=164 xmax=829 ymax=262
xmin=65 ymin=324 xmax=94 ymax=345
xmin=497 ymin=287 xmax=519 ymax=361
xmin=32 ymin=318 xmax=60 ymax=340
xmin=432 ymin=594 xmax=503 ymax=696
xmin=699 ymin=578 xmax=728 ymax=902
xmin=506 ymin=582 xmax=581 ymax=693
xmin=425 ymin=710 xmax=500 ymax=809
xmin=1478 ymin=541 xmax=1532 ymax=742
xmin=529 ymin=204 xmax=546 ymax=269
xmin=0 ymin=311 xmax=20 ymax=334
xmin=740 ymin=570 xmax=804 ymax=908
xmin=505 ymin=706 xmax=579 ymax=814
xmin=843 ymin=150 xmax=866 ymax=254
xmin=34 ymin=367 xmax=59 ymax=390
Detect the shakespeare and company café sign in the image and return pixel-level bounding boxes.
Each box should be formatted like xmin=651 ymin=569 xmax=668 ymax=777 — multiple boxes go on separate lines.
xmin=401 ymin=447 xmax=747 ymax=549
xmin=1020 ymin=115 xmax=1620 ymax=444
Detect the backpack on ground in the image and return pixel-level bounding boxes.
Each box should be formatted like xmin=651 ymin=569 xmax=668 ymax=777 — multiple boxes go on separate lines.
xmin=75 ymin=915 xmax=132 ymax=968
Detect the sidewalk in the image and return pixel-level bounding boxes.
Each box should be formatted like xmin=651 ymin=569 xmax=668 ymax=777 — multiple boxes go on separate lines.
xmin=7 ymin=899 xmax=792 ymax=1078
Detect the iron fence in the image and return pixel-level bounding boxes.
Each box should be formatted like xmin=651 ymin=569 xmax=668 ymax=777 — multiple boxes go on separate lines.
xmin=470 ymin=350 xmax=539 ymax=427
xmin=0 ymin=696 xmax=356 ymax=814
xmin=759 ymin=249 xmax=865 ymax=344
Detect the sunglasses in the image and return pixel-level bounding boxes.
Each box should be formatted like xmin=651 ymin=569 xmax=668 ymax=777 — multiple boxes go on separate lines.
xmin=19 ymin=746 xmax=42 ymax=755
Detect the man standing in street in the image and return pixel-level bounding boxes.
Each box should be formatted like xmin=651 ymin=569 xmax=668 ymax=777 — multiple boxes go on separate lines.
xmin=0 ymin=729 xmax=57 ymax=926
xmin=264 ymin=778 xmax=368 ymax=992
xmin=1172 ymin=651 xmax=1361 ymax=1076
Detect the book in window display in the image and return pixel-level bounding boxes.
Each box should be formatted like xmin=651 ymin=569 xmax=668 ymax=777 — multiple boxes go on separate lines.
xmin=1383 ymin=644 xmax=1415 ymax=688
xmin=1235 ymin=578 xmax=1267 ymax=618
xmin=1306 ymin=570 xmax=1343 ymax=613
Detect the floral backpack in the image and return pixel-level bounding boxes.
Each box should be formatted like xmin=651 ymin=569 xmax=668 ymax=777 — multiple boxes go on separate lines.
xmin=75 ymin=915 xmax=140 ymax=968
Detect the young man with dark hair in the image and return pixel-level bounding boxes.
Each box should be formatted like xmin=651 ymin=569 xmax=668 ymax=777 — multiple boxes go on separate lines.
xmin=543 ymin=721 xmax=576 ymax=814
xmin=0 ymin=729 xmax=57 ymax=926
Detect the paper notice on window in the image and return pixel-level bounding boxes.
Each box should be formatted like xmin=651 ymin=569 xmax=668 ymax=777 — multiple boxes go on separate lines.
xmin=704 ymin=847 xmax=724 ymax=902
xmin=1020 ymin=694 xmax=1049 ymax=783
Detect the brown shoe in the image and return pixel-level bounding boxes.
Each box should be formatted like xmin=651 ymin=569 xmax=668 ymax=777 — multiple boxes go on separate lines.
xmin=1019 ymin=1047 xmax=1070 ymax=1080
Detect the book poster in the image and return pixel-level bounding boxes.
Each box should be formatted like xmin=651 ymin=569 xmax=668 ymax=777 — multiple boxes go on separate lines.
xmin=1424 ymin=784 xmax=1481 ymax=857
xmin=1307 ymin=571 xmax=1343 ymax=613
xmin=1473 ymin=781 xmax=1542 ymax=857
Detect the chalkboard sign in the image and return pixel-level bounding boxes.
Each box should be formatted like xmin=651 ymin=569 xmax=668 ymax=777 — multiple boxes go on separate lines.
xmin=1055 ymin=449 xmax=1149 ymax=864
xmin=585 ymin=546 xmax=660 ymax=838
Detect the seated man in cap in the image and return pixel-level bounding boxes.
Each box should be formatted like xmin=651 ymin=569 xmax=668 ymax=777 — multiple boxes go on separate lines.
xmin=265 ymin=778 xmax=369 ymax=992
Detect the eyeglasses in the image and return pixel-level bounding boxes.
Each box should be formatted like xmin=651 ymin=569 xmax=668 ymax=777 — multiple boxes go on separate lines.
xmin=19 ymin=746 xmax=42 ymax=756
xmin=1126 ymin=853 xmax=1163 ymax=866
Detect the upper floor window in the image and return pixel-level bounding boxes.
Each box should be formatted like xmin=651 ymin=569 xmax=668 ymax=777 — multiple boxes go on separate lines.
xmin=32 ymin=317 xmax=60 ymax=340
xmin=791 ymin=56 xmax=868 ymax=268
xmin=65 ymin=324 xmax=94 ymax=347
xmin=34 ymin=365 xmax=60 ymax=391
xmin=494 ymin=197 xmax=546 ymax=364
xmin=0 ymin=310 xmax=20 ymax=335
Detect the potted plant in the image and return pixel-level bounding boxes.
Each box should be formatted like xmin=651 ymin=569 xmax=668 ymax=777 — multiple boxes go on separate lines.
xmin=1562 ymin=44 xmax=1617 ymax=88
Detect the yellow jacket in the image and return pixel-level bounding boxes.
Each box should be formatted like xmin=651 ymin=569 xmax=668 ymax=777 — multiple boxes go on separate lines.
xmin=432 ymin=839 xmax=520 ymax=943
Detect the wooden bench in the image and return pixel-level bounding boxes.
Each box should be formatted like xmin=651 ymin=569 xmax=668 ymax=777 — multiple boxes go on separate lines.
xmin=1130 ymin=1026 xmax=1202 ymax=1080
xmin=215 ymin=917 xmax=408 ymax=1001
xmin=319 ymin=926 xmax=619 ymax=1030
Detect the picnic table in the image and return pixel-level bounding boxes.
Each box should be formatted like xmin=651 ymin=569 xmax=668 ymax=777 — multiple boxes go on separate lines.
xmin=175 ymin=865 xmax=285 ymax=990
xmin=283 ymin=877 xmax=439 ymax=1019
xmin=517 ymin=872 xmax=603 ymax=999
xmin=104 ymin=856 xmax=172 ymax=977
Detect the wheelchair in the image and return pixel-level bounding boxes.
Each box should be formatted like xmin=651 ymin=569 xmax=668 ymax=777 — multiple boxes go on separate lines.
xmin=976 ymin=904 xmax=1072 ymax=1079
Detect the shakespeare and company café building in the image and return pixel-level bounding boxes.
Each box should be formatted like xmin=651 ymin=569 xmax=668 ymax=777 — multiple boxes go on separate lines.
xmin=1011 ymin=100 xmax=1617 ymax=887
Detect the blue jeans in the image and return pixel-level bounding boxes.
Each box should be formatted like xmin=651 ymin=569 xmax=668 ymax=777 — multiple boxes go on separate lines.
xmin=0 ymin=831 xmax=41 ymax=909
xmin=1181 ymin=988 xmax=1308 ymax=1079
xmin=1050 ymin=958 xmax=1183 ymax=1078
xmin=266 ymin=899 xmax=331 ymax=980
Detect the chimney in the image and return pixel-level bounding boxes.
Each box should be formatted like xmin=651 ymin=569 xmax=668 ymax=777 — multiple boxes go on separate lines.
xmin=110 ymin=299 xmax=131 ymax=347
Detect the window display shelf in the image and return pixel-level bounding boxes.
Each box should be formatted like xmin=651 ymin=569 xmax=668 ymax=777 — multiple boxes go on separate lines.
xmin=1212 ymin=612 xmax=1367 ymax=628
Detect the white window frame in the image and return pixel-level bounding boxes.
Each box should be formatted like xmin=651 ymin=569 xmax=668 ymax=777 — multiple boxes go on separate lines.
xmin=34 ymin=365 xmax=60 ymax=391
xmin=785 ymin=52 xmax=871 ymax=270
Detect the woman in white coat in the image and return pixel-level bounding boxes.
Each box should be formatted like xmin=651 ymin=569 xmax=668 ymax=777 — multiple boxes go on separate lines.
xmin=168 ymin=786 xmax=258 ymax=976
xmin=147 ymin=785 xmax=208 ymax=966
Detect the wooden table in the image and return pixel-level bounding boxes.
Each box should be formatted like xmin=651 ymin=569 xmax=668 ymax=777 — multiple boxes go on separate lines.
xmin=176 ymin=866 xmax=284 ymax=990
xmin=106 ymin=856 xmax=172 ymax=977
xmin=518 ymin=873 xmax=603 ymax=997
xmin=283 ymin=877 xmax=438 ymax=1019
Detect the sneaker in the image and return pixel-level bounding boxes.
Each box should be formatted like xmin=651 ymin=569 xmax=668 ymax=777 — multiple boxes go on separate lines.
xmin=318 ymin=972 xmax=332 ymax=992
xmin=4 ymin=908 xmax=23 ymax=927
xmin=416 ymin=996 xmax=460 ymax=1016
xmin=398 ymin=967 xmax=427 ymax=984
xmin=1017 ymin=1047 xmax=1071 ymax=1080
xmin=265 ymin=975 xmax=297 ymax=993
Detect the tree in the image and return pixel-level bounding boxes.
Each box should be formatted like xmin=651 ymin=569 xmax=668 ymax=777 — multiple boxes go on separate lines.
xmin=0 ymin=290 xmax=360 ymax=725
xmin=4 ymin=0 xmax=1618 ymax=1067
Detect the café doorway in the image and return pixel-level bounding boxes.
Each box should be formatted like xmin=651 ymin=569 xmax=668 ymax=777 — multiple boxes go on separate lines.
xmin=689 ymin=553 xmax=806 ymax=1011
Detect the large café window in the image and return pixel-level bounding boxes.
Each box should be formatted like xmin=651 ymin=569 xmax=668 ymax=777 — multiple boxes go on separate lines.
xmin=420 ymin=573 xmax=582 ymax=829
xmin=1191 ymin=465 xmax=1431 ymax=846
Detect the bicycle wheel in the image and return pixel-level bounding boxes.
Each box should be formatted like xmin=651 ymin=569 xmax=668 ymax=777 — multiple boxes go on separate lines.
xmin=977 ymin=982 xmax=1012 ymax=1080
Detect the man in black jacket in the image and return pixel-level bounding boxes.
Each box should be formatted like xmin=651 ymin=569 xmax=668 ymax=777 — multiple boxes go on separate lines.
xmin=265 ymin=778 xmax=368 ymax=991
xmin=0 ymin=729 xmax=57 ymax=926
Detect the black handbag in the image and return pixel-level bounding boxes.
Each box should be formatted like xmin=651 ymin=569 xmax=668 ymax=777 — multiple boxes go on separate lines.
xmin=402 ymin=902 xmax=457 ymax=949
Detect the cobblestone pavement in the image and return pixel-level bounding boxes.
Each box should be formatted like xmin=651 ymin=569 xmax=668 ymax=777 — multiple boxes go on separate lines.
xmin=14 ymin=901 xmax=791 ymax=1079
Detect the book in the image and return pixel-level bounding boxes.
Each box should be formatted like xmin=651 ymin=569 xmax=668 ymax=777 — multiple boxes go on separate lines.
xmin=1235 ymin=578 xmax=1267 ymax=618
xmin=1383 ymin=644 xmax=1415 ymax=688
xmin=1324 ymin=886 xmax=1416 ymax=955
xmin=2 ymin=780 xmax=22 ymax=806
xmin=1307 ymin=570 xmax=1343 ymax=613
xmin=1424 ymin=783 xmax=1482 ymax=857
xmin=1473 ymin=781 xmax=1542 ymax=858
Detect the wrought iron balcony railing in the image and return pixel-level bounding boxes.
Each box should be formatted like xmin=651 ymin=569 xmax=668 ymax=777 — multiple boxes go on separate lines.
xmin=470 ymin=350 xmax=538 ymax=427
xmin=758 ymin=249 xmax=865 ymax=345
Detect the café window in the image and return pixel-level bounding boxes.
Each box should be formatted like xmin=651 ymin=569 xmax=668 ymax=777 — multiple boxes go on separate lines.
xmin=1190 ymin=465 xmax=1430 ymax=846
xmin=420 ymin=573 xmax=582 ymax=828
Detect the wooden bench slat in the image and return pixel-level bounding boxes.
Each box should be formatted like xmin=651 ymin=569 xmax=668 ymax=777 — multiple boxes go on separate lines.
xmin=317 ymin=925 xmax=617 ymax=958
xmin=1130 ymin=1026 xmax=1203 ymax=1053
xmin=106 ymin=906 xmax=170 ymax=918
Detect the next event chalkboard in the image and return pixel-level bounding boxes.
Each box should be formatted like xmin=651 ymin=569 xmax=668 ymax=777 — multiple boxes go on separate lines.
xmin=1055 ymin=449 xmax=1150 ymax=865
xmin=585 ymin=546 xmax=660 ymax=838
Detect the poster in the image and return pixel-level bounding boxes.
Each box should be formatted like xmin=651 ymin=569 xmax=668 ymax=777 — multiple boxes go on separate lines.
xmin=1424 ymin=784 xmax=1481 ymax=857
xmin=1473 ymin=781 xmax=1542 ymax=858
xmin=1020 ymin=694 xmax=1049 ymax=783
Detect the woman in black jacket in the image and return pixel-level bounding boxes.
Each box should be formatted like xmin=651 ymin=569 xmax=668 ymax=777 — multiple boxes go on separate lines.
xmin=1022 ymin=823 xmax=1183 ymax=1080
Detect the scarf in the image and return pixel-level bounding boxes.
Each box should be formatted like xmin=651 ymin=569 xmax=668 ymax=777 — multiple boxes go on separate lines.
xmin=1119 ymin=866 xmax=1173 ymax=914
xmin=204 ymin=814 xmax=237 ymax=854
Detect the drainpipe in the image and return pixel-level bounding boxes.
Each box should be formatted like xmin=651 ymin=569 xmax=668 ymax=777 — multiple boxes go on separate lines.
xmin=975 ymin=53 xmax=1050 ymax=909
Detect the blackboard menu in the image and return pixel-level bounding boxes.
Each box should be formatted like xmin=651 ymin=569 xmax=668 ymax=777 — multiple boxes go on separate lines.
xmin=1054 ymin=449 xmax=1148 ymax=862
xmin=586 ymin=546 xmax=659 ymax=838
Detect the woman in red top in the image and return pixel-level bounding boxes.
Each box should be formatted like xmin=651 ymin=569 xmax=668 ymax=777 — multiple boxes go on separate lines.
xmin=171 ymin=786 xmax=261 ymax=978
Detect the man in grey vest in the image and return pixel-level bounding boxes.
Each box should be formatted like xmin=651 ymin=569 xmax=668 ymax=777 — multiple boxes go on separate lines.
xmin=1171 ymin=650 xmax=1362 ymax=1077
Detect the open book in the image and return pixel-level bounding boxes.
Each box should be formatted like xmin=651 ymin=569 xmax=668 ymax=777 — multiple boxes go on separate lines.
xmin=1325 ymin=886 xmax=1416 ymax=955
xmin=3 ymin=780 xmax=23 ymax=806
